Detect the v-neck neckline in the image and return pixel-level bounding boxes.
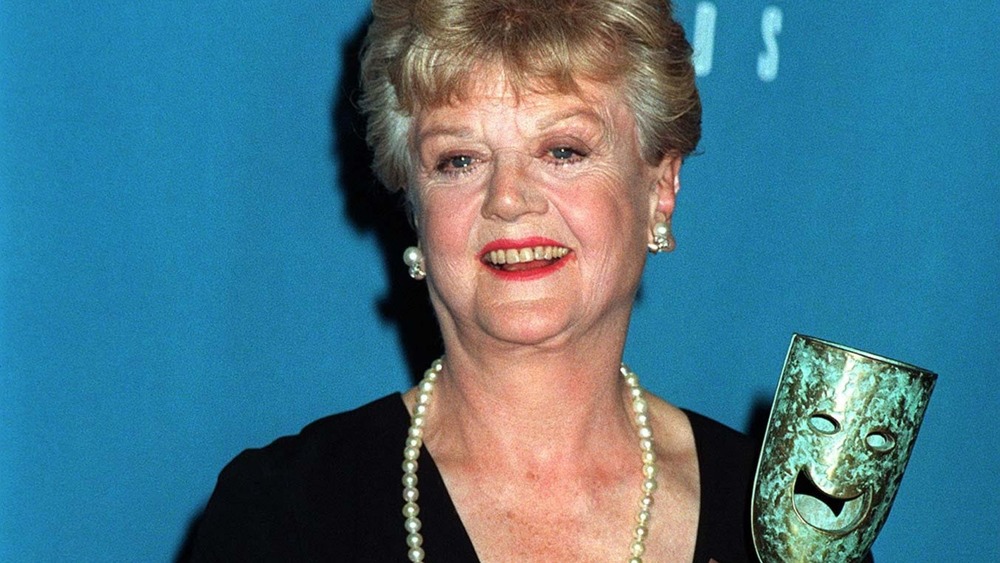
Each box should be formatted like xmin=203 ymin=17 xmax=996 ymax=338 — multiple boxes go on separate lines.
xmin=390 ymin=393 xmax=714 ymax=562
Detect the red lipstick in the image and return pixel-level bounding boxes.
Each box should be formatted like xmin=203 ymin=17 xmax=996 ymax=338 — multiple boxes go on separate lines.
xmin=478 ymin=237 xmax=572 ymax=281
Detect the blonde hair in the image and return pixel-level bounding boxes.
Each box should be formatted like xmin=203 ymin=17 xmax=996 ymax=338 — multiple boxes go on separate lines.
xmin=360 ymin=0 xmax=700 ymax=191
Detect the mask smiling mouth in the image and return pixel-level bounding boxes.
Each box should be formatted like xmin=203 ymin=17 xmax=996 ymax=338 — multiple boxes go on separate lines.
xmin=481 ymin=245 xmax=571 ymax=272
xmin=792 ymin=469 xmax=870 ymax=535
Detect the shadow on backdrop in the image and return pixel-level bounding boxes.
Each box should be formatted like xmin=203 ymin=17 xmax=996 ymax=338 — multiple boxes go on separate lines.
xmin=333 ymin=19 xmax=442 ymax=383
xmin=173 ymin=18 xmax=440 ymax=561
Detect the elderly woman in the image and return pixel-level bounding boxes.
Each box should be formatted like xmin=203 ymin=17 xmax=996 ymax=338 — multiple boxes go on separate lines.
xmin=191 ymin=0 xmax=755 ymax=561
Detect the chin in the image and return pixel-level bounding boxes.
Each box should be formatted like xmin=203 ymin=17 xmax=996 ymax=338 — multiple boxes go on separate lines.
xmin=475 ymin=300 xmax=578 ymax=346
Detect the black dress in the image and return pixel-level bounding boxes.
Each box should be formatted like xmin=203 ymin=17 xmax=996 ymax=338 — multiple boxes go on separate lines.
xmin=190 ymin=394 xmax=757 ymax=562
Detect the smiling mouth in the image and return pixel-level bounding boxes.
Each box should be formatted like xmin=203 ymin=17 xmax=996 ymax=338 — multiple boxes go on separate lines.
xmin=792 ymin=469 xmax=870 ymax=535
xmin=481 ymin=245 xmax=570 ymax=272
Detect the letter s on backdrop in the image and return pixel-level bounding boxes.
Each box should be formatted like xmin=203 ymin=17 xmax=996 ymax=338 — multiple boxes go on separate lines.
xmin=757 ymin=6 xmax=782 ymax=82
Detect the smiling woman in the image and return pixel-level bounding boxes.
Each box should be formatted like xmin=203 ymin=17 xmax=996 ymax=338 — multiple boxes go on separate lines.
xmin=411 ymin=79 xmax=672 ymax=348
xmin=189 ymin=1 xmax=759 ymax=561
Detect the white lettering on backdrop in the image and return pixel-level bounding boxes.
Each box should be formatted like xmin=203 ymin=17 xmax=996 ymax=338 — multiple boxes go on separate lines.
xmin=757 ymin=5 xmax=782 ymax=82
xmin=692 ymin=2 xmax=717 ymax=76
xmin=691 ymin=2 xmax=783 ymax=82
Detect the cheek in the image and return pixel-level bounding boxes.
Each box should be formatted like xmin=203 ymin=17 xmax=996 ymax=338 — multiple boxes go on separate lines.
xmin=416 ymin=189 xmax=481 ymax=259
xmin=555 ymin=172 xmax=649 ymax=248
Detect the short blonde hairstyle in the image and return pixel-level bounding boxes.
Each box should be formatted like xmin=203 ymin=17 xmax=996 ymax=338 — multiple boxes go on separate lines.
xmin=360 ymin=0 xmax=701 ymax=191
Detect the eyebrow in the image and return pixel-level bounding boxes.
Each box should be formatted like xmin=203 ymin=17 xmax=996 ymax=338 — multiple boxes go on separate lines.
xmin=414 ymin=103 xmax=609 ymax=146
xmin=415 ymin=124 xmax=474 ymax=145
xmin=535 ymin=106 xmax=605 ymax=131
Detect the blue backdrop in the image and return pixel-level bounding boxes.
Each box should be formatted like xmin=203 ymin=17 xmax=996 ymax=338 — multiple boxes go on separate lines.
xmin=2 ymin=1 xmax=997 ymax=561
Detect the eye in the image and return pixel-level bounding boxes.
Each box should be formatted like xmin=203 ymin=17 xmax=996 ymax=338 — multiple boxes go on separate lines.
xmin=865 ymin=430 xmax=896 ymax=453
xmin=546 ymin=146 xmax=586 ymax=164
xmin=550 ymin=147 xmax=578 ymax=159
xmin=436 ymin=154 xmax=476 ymax=173
xmin=808 ymin=413 xmax=840 ymax=435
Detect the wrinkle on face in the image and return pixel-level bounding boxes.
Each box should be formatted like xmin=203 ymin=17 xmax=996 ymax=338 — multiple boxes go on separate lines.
xmin=407 ymin=69 xmax=662 ymax=350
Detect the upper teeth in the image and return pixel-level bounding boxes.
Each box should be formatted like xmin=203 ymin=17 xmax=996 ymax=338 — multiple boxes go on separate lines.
xmin=485 ymin=246 xmax=569 ymax=265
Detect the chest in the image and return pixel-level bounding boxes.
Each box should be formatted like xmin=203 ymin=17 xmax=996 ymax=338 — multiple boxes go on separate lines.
xmin=445 ymin=470 xmax=699 ymax=563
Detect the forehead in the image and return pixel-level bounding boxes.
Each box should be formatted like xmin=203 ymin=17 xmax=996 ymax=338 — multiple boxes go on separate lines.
xmin=413 ymin=70 xmax=631 ymax=136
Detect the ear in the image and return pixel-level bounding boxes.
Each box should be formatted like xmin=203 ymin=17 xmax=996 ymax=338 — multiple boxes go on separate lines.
xmin=645 ymin=154 xmax=682 ymax=252
xmin=647 ymin=153 xmax=682 ymax=224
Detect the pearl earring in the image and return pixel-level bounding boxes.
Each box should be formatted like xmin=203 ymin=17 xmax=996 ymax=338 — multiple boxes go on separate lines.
xmin=403 ymin=246 xmax=426 ymax=280
xmin=647 ymin=221 xmax=674 ymax=254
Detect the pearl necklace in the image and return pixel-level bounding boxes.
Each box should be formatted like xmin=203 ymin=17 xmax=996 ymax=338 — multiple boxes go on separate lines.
xmin=401 ymin=358 xmax=658 ymax=562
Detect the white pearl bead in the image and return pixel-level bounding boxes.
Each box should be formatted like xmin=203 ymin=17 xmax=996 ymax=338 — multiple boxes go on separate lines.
xmin=402 ymin=502 xmax=419 ymax=518
xmin=402 ymin=459 xmax=418 ymax=474
xmin=404 ymin=516 xmax=422 ymax=533
xmin=403 ymin=446 xmax=420 ymax=461
xmin=403 ymin=247 xmax=421 ymax=266
xmin=402 ymin=473 xmax=418 ymax=488
xmin=406 ymin=532 xmax=423 ymax=548
xmin=407 ymin=546 xmax=425 ymax=562
xmin=403 ymin=486 xmax=419 ymax=502
xmin=632 ymin=397 xmax=648 ymax=414
xmin=630 ymin=539 xmax=645 ymax=557
xmin=653 ymin=222 xmax=669 ymax=237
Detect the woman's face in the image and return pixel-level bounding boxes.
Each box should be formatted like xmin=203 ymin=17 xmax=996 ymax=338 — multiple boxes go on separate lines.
xmin=410 ymin=73 xmax=678 ymax=351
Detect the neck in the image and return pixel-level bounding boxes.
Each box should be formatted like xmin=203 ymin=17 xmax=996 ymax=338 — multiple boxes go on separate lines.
xmin=400 ymin=357 xmax=661 ymax=562
xmin=417 ymin=337 xmax=636 ymax=472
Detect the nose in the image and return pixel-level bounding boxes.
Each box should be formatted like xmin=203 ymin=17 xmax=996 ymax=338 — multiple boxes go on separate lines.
xmin=480 ymin=154 xmax=547 ymax=221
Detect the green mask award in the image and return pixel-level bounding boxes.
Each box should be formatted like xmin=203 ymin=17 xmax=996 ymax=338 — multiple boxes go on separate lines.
xmin=752 ymin=334 xmax=936 ymax=562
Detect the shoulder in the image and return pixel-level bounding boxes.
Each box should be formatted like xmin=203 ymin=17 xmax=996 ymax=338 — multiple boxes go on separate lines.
xmin=684 ymin=410 xmax=755 ymax=472
xmin=684 ymin=410 xmax=756 ymax=517
xmin=189 ymin=394 xmax=408 ymax=562
xmin=217 ymin=393 xmax=406 ymax=492
xmin=684 ymin=409 xmax=758 ymax=563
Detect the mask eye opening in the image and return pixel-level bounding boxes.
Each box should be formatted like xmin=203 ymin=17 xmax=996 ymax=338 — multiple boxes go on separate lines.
xmin=808 ymin=412 xmax=840 ymax=435
xmin=865 ymin=430 xmax=896 ymax=452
